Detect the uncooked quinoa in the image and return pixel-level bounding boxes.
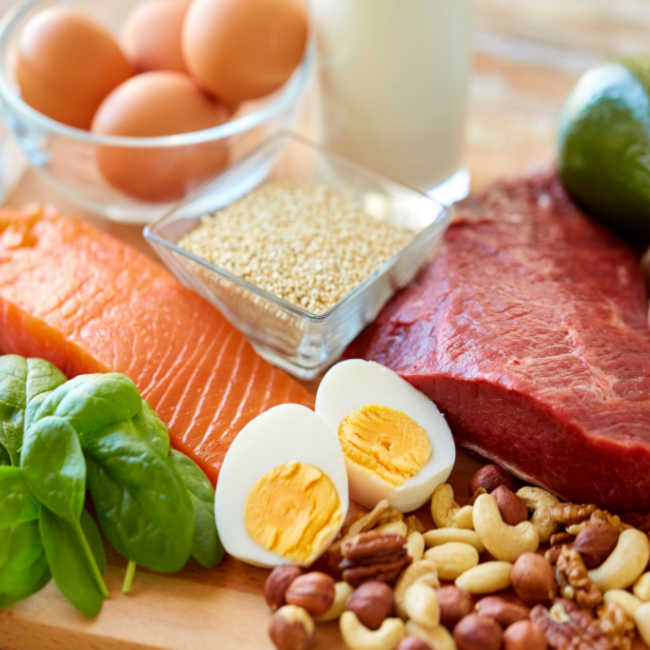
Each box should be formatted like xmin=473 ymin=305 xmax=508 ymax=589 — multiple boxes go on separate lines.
xmin=179 ymin=182 xmax=414 ymax=314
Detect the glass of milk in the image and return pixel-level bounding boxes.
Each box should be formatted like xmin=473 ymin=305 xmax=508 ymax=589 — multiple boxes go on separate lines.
xmin=312 ymin=0 xmax=472 ymax=203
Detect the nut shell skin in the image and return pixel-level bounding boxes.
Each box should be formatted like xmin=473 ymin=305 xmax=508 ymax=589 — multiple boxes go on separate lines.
xmin=511 ymin=553 xmax=555 ymax=604
xmin=437 ymin=586 xmax=473 ymax=626
xmin=454 ymin=613 xmax=503 ymax=650
xmin=491 ymin=486 xmax=528 ymax=525
xmin=475 ymin=595 xmax=529 ymax=627
xmin=265 ymin=565 xmax=303 ymax=610
xmin=346 ymin=581 xmax=394 ymax=630
xmin=269 ymin=605 xmax=314 ymax=650
xmin=285 ymin=572 xmax=335 ymax=617
xmin=396 ymin=637 xmax=433 ymax=650
xmin=503 ymin=620 xmax=547 ymax=650
xmin=470 ymin=465 xmax=515 ymax=496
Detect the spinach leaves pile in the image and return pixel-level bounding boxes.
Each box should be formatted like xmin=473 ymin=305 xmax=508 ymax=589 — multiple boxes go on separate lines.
xmin=0 ymin=354 xmax=224 ymax=617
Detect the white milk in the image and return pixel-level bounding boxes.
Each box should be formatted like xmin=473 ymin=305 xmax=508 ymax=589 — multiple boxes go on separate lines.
xmin=312 ymin=0 xmax=472 ymax=199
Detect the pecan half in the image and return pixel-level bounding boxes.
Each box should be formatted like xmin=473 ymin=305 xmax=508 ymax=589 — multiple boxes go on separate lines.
xmin=340 ymin=531 xmax=410 ymax=587
xmin=531 ymin=599 xmax=614 ymax=650
xmin=550 ymin=532 xmax=574 ymax=547
xmin=555 ymin=547 xmax=602 ymax=609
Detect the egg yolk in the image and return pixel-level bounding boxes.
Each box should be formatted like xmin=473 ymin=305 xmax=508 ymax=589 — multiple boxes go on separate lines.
xmin=244 ymin=461 xmax=343 ymax=564
xmin=338 ymin=405 xmax=432 ymax=487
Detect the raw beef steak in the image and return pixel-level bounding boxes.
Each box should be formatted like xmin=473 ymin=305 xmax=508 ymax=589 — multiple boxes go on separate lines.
xmin=347 ymin=171 xmax=650 ymax=511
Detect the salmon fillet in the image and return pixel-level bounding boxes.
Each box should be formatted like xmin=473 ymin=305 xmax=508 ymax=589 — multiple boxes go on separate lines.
xmin=0 ymin=206 xmax=313 ymax=481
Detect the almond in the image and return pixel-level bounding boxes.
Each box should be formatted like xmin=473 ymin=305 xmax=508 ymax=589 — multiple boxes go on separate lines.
xmin=470 ymin=464 xmax=515 ymax=496
xmin=573 ymin=522 xmax=618 ymax=569
xmin=491 ymin=485 xmax=528 ymax=525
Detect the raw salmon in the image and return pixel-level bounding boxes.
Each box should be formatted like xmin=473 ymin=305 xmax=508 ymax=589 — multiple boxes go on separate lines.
xmin=0 ymin=206 xmax=314 ymax=481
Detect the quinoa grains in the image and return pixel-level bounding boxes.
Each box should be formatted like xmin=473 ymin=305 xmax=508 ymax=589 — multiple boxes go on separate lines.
xmin=179 ymin=182 xmax=414 ymax=314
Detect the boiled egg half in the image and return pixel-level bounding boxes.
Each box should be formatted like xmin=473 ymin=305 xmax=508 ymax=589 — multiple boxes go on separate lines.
xmin=215 ymin=404 xmax=348 ymax=567
xmin=316 ymin=359 xmax=455 ymax=512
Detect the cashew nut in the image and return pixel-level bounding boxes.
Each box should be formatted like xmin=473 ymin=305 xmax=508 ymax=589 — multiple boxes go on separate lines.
xmin=588 ymin=528 xmax=650 ymax=591
xmin=516 ymin=486 xmax=558 ymax=542
xmin=635 ymin=602 xmax=650 ymax=647
xmin=405 ymin=531 xmax=425 ymax=562
xmin=455 ymin=561 xmax=513 ymax=594
xmin=473 ymin=493 xmax=539 ymax=562
xmin=395 ymin=560 xmax=439 ymax=619
xmin=374 ymin=519 xmax=408 ymax=537
xmin=423 ymin=527 xmax=485 ymax=553
xmin=403 ymin=582 xmax=440 ymax=627
xmin=348 ymin=500 xmax=391 ymax=537
xmin=431 ymin=484 xmax=474 ymax=529
xmin=315 ymin=581 xmax=353 ymax=622
xmin=424 ymin=542 xmax=479 ymax=580
xmin=635 ymin=572 xmax=650 ymax=602
xmin=405 ymin=621 xmax=456 ymax=650
xmin=604 ymin=590 xmax=642 ymax=618
xmin=339 ymin=611 xmax=405 ymax=650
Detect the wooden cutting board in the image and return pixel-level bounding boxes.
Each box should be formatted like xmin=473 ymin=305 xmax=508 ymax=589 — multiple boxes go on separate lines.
xmin=0 ymin=452 xmax=484 ymax=650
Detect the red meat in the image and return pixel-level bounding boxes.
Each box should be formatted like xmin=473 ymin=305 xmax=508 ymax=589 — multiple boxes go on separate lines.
xmin=347 ymin=171 xmax=650 ymax=511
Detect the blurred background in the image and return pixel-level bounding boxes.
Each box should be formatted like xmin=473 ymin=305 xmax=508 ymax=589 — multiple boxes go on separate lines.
xmin=2 ymin=0 xmax=649 ymax=203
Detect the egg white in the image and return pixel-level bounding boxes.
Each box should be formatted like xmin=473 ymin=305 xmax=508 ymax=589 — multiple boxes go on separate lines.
xmin=215 ymin=403 xmax=348 ymax=567
xmin=315 ymin=359 xmax=455 ymax=512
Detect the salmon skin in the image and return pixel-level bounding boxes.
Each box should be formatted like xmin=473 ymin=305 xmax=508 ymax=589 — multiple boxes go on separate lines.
xmin=0 ymin=206 xmax=313 ymax=482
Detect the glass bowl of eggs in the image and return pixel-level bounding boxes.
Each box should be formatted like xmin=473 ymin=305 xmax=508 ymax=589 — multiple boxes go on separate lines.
xmin=0 ymin=0 xmax=312 ymax=223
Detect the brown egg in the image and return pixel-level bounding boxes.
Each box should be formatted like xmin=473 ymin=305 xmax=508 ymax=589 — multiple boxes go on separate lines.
xmin=121 ymin=0 xmax=191 ymax=73
xmin=182 ymin=0 xmax=308 ymax=106
xmin=91 ymin=71 xmax=230 ymax=203
xmin=15 ymin=7 xmax=132 ymax=129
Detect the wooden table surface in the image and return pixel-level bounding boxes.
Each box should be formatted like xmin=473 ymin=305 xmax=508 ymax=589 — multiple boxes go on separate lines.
xmin=1 ymin=1 xmax=648 ymax=648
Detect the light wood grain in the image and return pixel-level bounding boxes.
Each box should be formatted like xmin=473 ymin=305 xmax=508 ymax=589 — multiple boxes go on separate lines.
xmin=0 ymin=1 xmax=646 ymax=648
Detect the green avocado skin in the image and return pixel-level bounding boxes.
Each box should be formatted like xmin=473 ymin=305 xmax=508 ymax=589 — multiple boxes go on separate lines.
xmin=558 ymin=57 xmax=650 ymax=242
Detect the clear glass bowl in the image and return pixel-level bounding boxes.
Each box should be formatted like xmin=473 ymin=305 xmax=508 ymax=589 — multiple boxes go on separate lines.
xmin=0 ymin=0 xmax=312 ymax=223
xmin=144 ymin=133 xmax=452 ymax=379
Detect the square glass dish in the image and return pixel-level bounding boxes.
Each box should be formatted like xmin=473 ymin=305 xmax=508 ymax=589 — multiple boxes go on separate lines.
xmin=144 ymin=132 xmax=452 ymax=379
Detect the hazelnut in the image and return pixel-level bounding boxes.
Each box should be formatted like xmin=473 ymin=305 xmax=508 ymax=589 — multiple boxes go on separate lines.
xmin=453 ymin=613 xmax=503 ymax=650
xmin=269 ymin=605 xmax=314 ymax=650
xmin=345 ymin=580 xmax=394 ymax=630
xmin=396 ymin=637 xmax=433 ymax=650
xmin=573 ymin=522 xmax=618 ymax=568
xmin=503 ymin=620 xmax=547 ymax=650
xmin=511 ymin=553 xmax=555 ymax=604
xmin=470 ymin=464 xmax=515 ymax=496
xmin=475 ymin=595 xmax=529 ymax=627
xmin=491 ymin=485 xmax=528 ymax=525
xmin=285 ymin=572 xmax=335 ymax=616
xmin=437 ymin=585 xmax=473 ymax=626
xmin=265 ymin=565 xmax=303 ymax=610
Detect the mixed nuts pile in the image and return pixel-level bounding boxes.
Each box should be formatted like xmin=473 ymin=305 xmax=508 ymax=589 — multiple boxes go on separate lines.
xmin=263 ymin=464 xmax=650 ymax=650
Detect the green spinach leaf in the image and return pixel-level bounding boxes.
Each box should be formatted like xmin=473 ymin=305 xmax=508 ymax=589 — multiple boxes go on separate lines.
xmin=0 ymin=466 xmax=39 ymax=530
xmin=0 ymin=528 xmax=11 ymax=568
xmin=0 ymin=355 xmax=66 ymax=465
xmin=39 ymin=508 xmax=106 ymax=618
xmin=33 ymin=373 xmax=143 ymax=442
xmin=169 ymin=450 xmax=223 ymax=568
xmin=21 ymin=417 xmax=86 ymax=524
xmin=85 ymin=425 xmax=194 ymax=573
xmin=23 ymin=358 xmax=67 ymax=430
xmin=0 ymin=520 xmax=50 ymax=608
xmin=0 ymin=355 xmax=28 ymax=465
xmin=134 ymin=401 xmax=170 ymax=457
